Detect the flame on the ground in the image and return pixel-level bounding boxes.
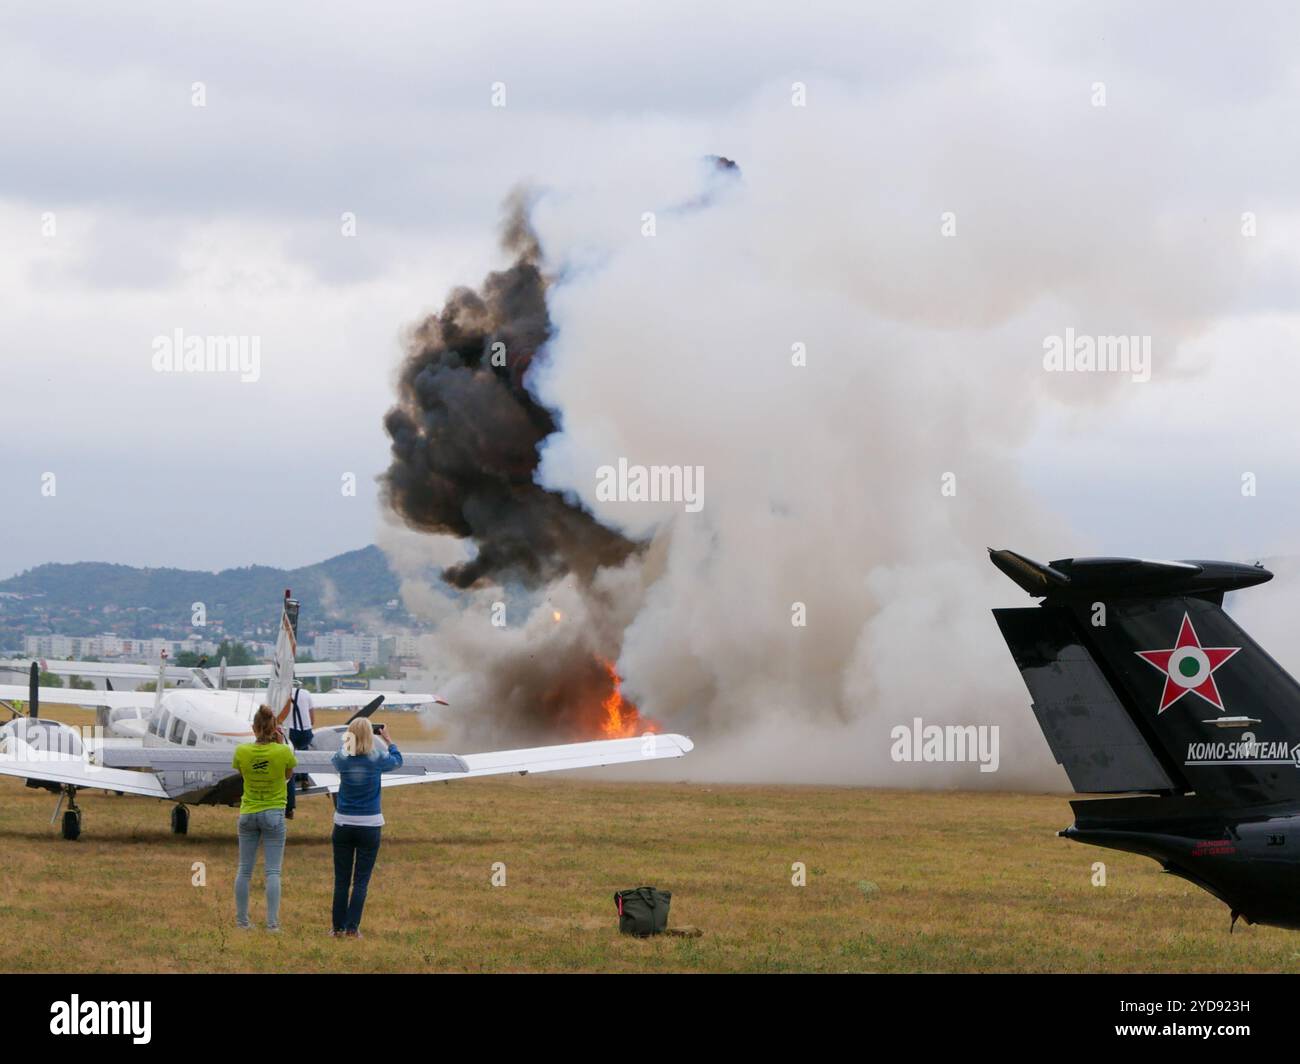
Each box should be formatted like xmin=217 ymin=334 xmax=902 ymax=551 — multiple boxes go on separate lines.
xmin=598 ymin=659 xmax=659 ymax=739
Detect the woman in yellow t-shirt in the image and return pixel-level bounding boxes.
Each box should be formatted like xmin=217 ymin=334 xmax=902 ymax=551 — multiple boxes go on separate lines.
xmin=231 ymin=705 xmax=298 ymax=931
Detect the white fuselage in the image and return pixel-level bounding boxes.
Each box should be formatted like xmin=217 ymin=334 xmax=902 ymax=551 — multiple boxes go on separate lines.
xmin=107 ymin=689 xmax=282 ymax=748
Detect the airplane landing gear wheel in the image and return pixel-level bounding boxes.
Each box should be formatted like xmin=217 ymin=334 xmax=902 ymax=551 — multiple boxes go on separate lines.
xmin=171 ymin=805 xmax=190 ymax=835
xmin=55 ymin=786 xmax=82 ymax=840
xmin=61 ymin=809 xmax=81 ymax=841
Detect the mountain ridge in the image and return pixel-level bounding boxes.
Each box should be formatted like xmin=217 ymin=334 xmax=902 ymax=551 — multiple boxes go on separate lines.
xmin=0 ymin=545 xmax=413 ymax=639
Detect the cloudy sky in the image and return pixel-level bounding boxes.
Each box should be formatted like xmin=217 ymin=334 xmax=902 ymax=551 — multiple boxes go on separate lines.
xmin=3 ymin=1 xmax=1300 ymax=582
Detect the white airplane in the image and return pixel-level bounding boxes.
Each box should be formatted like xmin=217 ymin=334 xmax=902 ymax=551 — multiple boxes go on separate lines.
xmin=0 ymin=591 xmax=694 ymax=840
xmin=1 ymin=654 xmax=361 ymax=692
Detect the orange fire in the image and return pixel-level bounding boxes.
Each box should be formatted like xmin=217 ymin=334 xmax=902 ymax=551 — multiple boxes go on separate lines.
xmin=598 ymin=659 xmax=659 ymax=739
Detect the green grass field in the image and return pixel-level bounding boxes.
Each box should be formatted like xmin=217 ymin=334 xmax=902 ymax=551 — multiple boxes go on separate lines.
xmin=2 ymin=709 xmax=1298 ymax=972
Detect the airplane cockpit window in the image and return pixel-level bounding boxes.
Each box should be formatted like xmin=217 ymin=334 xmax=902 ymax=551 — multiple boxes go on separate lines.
xmin=168 ymin=715 xmax=186 ymax=745
xmin=184 ymin=726 xmax=198 ymax=747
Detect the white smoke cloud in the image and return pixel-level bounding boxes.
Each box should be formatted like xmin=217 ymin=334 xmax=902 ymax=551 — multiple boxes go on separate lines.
xmin=383 ymin=53 xmax=1272 ymax=785
xmin=519 ymin=74 xmax=1255 ymax=786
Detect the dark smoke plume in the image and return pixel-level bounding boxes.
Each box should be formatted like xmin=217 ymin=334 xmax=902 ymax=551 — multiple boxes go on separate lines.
xmin=381 ymin=194 xmax=638 ymax=589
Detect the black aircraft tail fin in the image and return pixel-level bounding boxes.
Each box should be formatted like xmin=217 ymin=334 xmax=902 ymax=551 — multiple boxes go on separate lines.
xmin=991 ymin=550 xmax=1300 ymax=807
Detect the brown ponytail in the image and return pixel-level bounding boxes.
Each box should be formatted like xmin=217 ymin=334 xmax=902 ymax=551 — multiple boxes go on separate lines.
xmin=252 ymin=705 xmax=278 ymax=742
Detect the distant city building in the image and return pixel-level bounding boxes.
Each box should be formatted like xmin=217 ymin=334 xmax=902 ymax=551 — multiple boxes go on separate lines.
xmin=384 ymin=634 xmax=422 ymax=661
xmin=23 ymin=633 xmax=222 ymax=662
xmin=24 ymin=634 xmax=78 ymax=659
xmin=311 ymin=632 xmax=380 ymax=664
xmin=177 ymin=635 xmax=223 ymax=658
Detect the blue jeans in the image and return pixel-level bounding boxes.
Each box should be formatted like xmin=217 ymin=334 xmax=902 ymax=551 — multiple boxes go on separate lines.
xmin=332 ymin=824 xmax=382 ymax=932
xmin=235 ymin=810 xmax=287 ymax=929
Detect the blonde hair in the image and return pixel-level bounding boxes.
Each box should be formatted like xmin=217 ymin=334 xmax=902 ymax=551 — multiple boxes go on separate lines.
xmin=342 ymin=718 xmax=375 ymax=757
xmin=252 ymin=705 xmax=278 ymax=742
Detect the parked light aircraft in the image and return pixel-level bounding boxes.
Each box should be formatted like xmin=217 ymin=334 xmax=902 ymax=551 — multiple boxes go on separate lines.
xmin=0 ymin=591 xmax=693 ymax=839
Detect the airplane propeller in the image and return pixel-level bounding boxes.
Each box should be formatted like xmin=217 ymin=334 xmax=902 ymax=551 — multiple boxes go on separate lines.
xmin=345 ymin=696 xmax=385 ymax=724
xmin=1 ymin=662 xmax=37 ymax=720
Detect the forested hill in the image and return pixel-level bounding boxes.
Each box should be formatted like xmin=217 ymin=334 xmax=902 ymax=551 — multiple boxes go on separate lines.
xmin=0 ymin=545 xmax=407 ymax=637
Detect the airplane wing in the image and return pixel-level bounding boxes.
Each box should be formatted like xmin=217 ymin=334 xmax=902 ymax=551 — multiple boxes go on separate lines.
xmin=0 ymin=659 xmax=165 ymax=681
xmin=309 ymin=691 xmax=448 ymax=709
xmin=222 ymin=661 xmax=359 ymax=679
xmin=0 ymin=736 xmax=169 ymax=798
xmin=98 ymin=733 xmax=694 ymax=795
xmin=0 ymin=659 xmax=360 ymax=684
xmin=100 ymin=748 xmax=469 ymax=776
xmin=0 ymin=684 xmax=149 ymax=710
xmin=309 ymin=733 xmax=695 ymax=792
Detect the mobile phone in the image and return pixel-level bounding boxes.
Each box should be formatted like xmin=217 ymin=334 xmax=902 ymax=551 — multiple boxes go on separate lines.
xmin=371 ymin=722 xmax=385 ymax=735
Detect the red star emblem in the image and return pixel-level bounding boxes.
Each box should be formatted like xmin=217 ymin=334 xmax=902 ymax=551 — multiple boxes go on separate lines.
xmin=1134 ymin=613 xmax=1241 ymax=714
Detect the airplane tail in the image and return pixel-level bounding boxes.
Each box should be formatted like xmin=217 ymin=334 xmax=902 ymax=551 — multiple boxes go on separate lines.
xmin=989 ymin=549 xmax=1300 ymax=808
xmin=267 ymin=590 xmax=299 ymax=725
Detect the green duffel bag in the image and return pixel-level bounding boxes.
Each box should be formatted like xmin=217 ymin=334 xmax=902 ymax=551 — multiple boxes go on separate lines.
xmin=614 ymin=886 xmax=672 ymax=936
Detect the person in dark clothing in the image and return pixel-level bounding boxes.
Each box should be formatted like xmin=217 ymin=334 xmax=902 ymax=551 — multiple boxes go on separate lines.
xmin=284 ymin=683 xmax=315 ymax=820
xmin=329 ymin=718 xmax=402 ymax=937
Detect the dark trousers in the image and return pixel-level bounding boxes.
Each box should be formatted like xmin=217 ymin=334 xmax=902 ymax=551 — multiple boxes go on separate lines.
xmin=285 ymin=728 xmax=313 ymax=815
xmin=332 ymin=824 xmax=382 ymax=932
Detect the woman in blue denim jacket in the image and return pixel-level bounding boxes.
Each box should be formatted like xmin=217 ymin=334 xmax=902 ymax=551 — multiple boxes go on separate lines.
xmin=330 ymin=718 xmax=402 ymax=937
